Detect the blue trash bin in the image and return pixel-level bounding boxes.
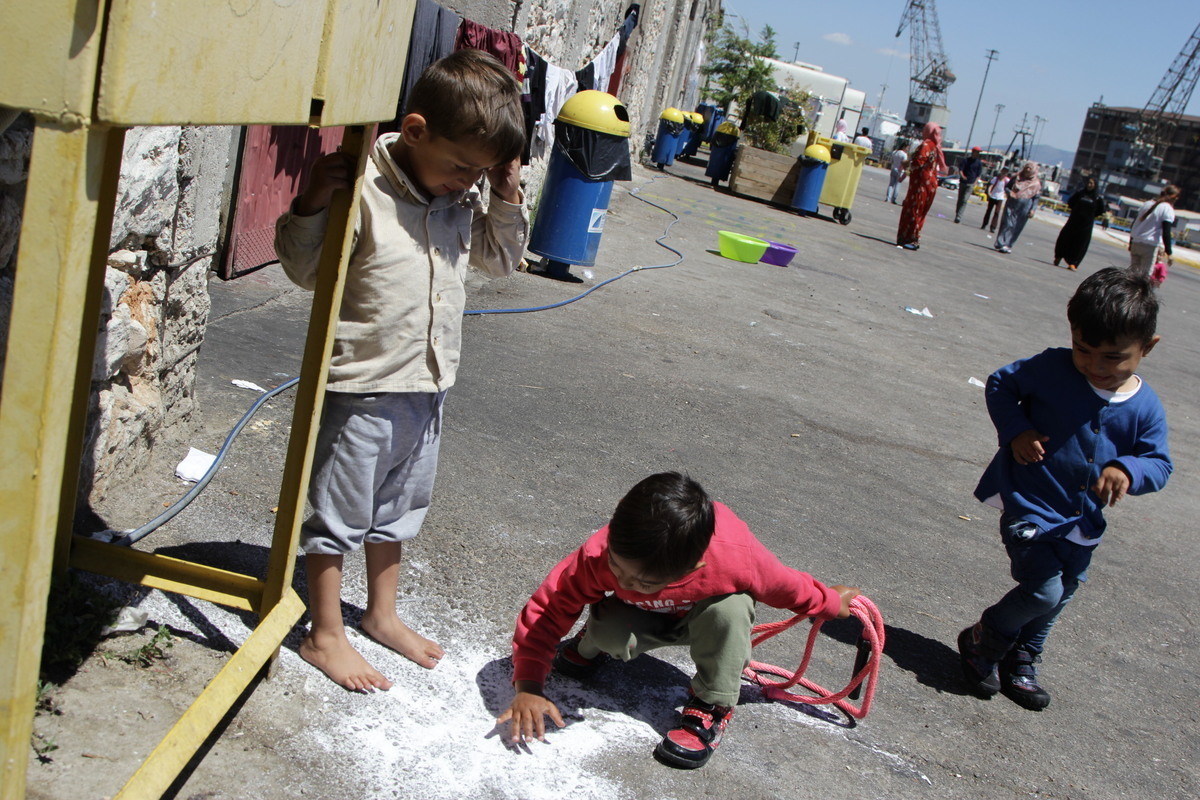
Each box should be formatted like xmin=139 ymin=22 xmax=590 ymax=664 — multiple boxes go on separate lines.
xmin=682 ymin=111 xmax=706 ymax=157
xmin=697 ymin=103 xmax=722 ymax=142
xmin=792 ymin=144 xmax=832 ymax=215
xmin=704 ymin=121 xmax=740 ymax=186
xmin=677 ymin=112 xmax=699 ymax=158
xmin=528 ymin=91 xmax=632 ymax=280
xmin=651 ymin=108 xmax=685 ymax=168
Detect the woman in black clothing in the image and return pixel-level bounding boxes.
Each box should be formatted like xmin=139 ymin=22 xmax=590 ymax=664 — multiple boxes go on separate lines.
xmin=1053 ymin=177 xmax=1105 ymax=270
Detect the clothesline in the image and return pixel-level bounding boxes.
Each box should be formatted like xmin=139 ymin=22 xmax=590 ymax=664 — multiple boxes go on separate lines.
xmin=400 ymin=0 xmax=640 ymax=162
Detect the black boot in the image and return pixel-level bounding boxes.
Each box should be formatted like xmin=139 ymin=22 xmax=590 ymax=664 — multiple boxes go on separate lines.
xmin=957 ymin=622 xmax=1011 ymax=697
xmin=1000 ymin=646 xmax=1051 ymax=710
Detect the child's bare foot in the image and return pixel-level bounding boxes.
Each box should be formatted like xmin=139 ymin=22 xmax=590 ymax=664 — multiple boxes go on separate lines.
xmin=361 ymin=613 xmax=445 ymax=669
xmin=299 ymin=629 xmax=393 ymax=692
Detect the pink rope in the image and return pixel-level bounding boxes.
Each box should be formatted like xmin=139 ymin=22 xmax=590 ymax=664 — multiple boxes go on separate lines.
xmin=742 ymin=595 xmax=884 ymax=720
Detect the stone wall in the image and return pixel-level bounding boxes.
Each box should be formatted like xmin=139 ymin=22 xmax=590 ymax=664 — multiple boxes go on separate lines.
xmin=83 ymin=126 xmax=237 ymax=503
xmin=0 ymin=120 xmax=235 ymax=507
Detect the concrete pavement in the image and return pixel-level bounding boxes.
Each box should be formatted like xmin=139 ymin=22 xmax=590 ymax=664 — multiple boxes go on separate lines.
xmin=77 ymin=155 xmax=1200 ymax=800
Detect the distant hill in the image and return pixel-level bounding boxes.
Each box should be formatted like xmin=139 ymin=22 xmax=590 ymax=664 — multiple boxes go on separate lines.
xmin=1029 ymin=144 xmax=1074 ymax=169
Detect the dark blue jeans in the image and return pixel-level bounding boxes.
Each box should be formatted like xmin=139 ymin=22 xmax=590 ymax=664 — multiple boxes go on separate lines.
xmin=981 ymin=515 xmax=1095 ymax=655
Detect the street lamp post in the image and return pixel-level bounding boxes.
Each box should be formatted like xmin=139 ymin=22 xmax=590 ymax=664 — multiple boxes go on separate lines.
xmin=966 ymin=49 xmax=999 ymax=149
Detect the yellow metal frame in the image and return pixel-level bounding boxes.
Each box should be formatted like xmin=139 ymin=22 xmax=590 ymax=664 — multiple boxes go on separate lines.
xmin=0 ymin=121 xmax=366 ymax=799
xmin=0 ymin=1 xmax=402 ymax=796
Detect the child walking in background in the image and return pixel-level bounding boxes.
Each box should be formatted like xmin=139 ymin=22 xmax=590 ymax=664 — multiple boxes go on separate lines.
xmin=1128 ymin=184 xmax=1179 ymax=276
xmin=959 ymin=268 xmax=1171 ymax=710
xmin=980 ymin=167 xmax=1009 ymax=234
xmin=497 ymin=472 xmax=859 ymax=768
xmin=274 ymin=50 xmax=528 ymax=691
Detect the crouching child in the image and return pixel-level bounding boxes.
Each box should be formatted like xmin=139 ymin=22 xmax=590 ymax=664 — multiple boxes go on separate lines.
xmin=497 ymin=472 xmax=859 ymax=768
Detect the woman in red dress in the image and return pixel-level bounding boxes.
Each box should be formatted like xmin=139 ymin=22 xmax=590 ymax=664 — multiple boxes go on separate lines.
xmin=896 ymin=123 xmax=947 ymax=250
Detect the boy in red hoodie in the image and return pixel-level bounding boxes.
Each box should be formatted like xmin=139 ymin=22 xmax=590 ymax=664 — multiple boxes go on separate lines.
xmin=497 ymin=472 xmax=859 ymax=768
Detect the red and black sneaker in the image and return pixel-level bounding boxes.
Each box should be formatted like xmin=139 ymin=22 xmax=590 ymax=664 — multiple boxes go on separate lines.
xmin=551 ymin=630 xmax=606 ymax=680
xmin=654 ymin=696 xmax=734 ymax=769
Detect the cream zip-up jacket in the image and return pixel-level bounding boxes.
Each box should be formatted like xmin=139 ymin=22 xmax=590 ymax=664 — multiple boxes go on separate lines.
xmin=274 ymin=133 xmax=528 ymax=393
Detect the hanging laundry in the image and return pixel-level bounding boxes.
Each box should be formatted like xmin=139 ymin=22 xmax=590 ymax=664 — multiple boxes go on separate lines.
xmin=746 ymin=90 xmax=782 ymax=122
xmin=589 ymin=33 xmax=621 ymax=95
xmin=533 ymin=61 xmax=578 ymax=161
xmin=394 ymin=0 xmax=461 ymax=120
xmin=619 ymin=4 xmax=640 ymax=48
xmin=528 ymin=7 xmax=639 ymax=161
xmin=607 ymin=4 xmax=640 ymax=95
xmin=522 ymin=48 xmax=548 ymax=164
xmin=455 ymin=18 xmax=524 ymax=79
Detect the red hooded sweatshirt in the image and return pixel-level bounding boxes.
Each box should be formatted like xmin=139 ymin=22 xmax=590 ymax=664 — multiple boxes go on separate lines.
xmin=511 ymin=502 xmax=842 ymax=685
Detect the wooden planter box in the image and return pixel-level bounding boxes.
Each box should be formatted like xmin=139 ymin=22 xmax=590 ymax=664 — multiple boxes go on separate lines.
xmin=728 ymin=144 xmax=801 ymax=207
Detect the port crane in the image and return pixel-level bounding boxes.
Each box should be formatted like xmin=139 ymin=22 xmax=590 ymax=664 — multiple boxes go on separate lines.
xmin=1136 ymin=21 xmax=1200 ymax=179
xmin=894 ymin=0 xmax=955 ymax=132
xmin=1107 ymin=21 xmax=1200 ymax=183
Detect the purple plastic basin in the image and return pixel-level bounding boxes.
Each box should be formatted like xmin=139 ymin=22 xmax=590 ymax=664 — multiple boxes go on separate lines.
xmin=760 ymin=241 xmax=797 ymax=266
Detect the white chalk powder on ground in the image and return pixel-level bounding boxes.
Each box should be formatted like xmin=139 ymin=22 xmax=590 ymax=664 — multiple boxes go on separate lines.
xmin=135 ymin=587 xmax=922 ymax=798
xmin=136 ymin=590 xmax=682 ymax=799
xmin=303 ymin=637 xmax=661 ymax=800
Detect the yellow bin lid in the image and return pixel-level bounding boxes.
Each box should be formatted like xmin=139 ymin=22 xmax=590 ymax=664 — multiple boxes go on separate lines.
xmin=659 ymin=107 xmax=686 ymax=123
xmin=556 ymin=90 xmax=631 ymax=137
xmin=804 ymin=143 xmax=832 ymax=163
xmin=687 ymin=111 xmax=704 ymax=123
xmin=716 ymin=120 xmax=740 ymax=136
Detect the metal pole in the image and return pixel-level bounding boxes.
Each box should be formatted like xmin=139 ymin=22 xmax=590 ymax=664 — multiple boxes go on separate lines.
xmin=1034 ymin=118 xmax=1048 ymax=161
xmin=966 ymin=49 xmax=998 ymax=148
xmin=987 ymin=103 xmax=1004 ymax=152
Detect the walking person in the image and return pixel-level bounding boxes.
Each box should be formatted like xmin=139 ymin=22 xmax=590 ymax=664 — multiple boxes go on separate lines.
xmin=954 ymin=146 xmax=984 ymax=223
xmin=1054 ymin=176 xmax=1106 ymax=270
xmin=958 ymin=269 xmax=1170 ymax=710
xmin=885 ymin=147 xmax=908 ymax=204
xmin=1128 ymin=184 xmax=1179 ymax=276
xmin=994 ymin=162 xmax=1042 ymax=254
xmin=832 ymin=118 xmax=852 ymax=142
xmin=981 ymin=168 xmax=1009 ymax=233
xmin=896 ymin=123 xmax=948 ymax=250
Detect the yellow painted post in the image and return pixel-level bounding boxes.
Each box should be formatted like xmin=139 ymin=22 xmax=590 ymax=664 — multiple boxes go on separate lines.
xmin=70 ymin=538 xmax=267 ymax=613
xmin=0 ymin=0 xmax=108 ymax=121
xmin=55 ymin=130 xmax=128 ymax=575
xmin=262 ymin=125 xmax=369 ymax=614
xmin=0 ymin=121 xmax=123 ymax=800
xmin=113 ymin=588 xmax=307 ymax=800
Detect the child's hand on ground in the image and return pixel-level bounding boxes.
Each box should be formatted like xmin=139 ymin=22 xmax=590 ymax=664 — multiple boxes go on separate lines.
xmin=1010 ymin=429 xmax=1049 ymax=465
xmin=486 ymin=156 xmax=522 ymax=204
xmin=295 ymin=151 xmax=357 ymax=216
xmin=496 ymin=684 xmax=565 ymax=744
xmin=830 ymin=585 xmax=861 ymax=618
xmin=1093 ymin=465 xmax=1131 ymax=507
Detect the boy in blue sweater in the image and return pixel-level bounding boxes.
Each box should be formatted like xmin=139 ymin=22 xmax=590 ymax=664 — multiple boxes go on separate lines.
xmin=959 ymin=268 xmax=1172 ymax=710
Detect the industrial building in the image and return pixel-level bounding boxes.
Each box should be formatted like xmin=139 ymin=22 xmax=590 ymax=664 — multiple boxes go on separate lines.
xmin=1068 ymin=103 xmax=1200 ymax=205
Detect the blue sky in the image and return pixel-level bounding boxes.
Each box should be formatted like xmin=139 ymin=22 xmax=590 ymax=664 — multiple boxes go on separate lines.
xmin=719 ymin=0 xmax=1198 ymax=155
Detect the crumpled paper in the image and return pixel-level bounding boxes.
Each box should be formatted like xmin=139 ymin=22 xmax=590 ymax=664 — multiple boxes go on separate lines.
xmin=175 ymin=447 xmax=216 ymax=483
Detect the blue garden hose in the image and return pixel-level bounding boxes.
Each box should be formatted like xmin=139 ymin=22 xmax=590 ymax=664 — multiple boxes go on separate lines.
xmin=103 ymin=181 xmax=683 ymax=546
